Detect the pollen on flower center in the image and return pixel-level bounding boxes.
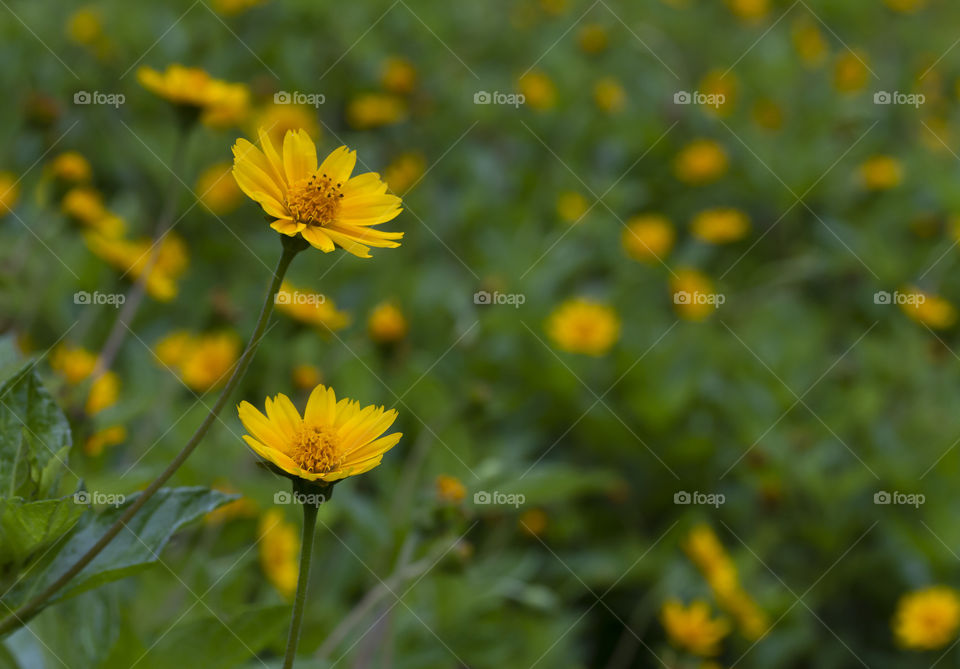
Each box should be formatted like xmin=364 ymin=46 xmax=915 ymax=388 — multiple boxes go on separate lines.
xmin=291 ymin=425 xmax=341 ymax=474
xmin=286 ymin=172 xmax=344 ymax=226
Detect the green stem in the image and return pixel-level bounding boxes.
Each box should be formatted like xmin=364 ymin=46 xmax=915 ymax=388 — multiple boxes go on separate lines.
xmin=282 ymin=480 xmax=322 ymax=669
xmin=0 ymin=234 xmax=307 ymax=636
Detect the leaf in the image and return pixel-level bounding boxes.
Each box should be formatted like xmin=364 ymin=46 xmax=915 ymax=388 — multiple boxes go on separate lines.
xmin=140 ymin=605 xmax=289 ymax=669
xmin=0 ymin=496 xmax=84 ymax=567
xmin=2 ymin=487 xmax=236 ymax=616
xmin=0 ymin=364 xmax=72 ymax=501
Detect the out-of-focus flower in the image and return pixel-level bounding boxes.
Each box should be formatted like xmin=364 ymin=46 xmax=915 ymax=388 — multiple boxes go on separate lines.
xmin=86 ymin=371 xmax=119 ymax=415
xmin=0 ymin=172 xmax=19 ymax=218
xmin=292 ymin=363 xmax=321 ymax=390
xmin=751 ymin=99 xmax=783 ymax=130
xmin=834 ymin=51 xmax=870 ymax=93
xmin=154 ymin=331 xmax=192 ymax=368
xmin=859 ymin=155 xmax=903 ymax=190
xmin=346 ymin=93 xmax=407 ymax=129
xmin=593 ymin=77 xmax=626 ymax=113
xmin=893 ymin=586 xmax=960 ymax=650
xmin=792 ymin=19 xmax=828 ymax=66
xmin=84 ymin=425 xmax=126 ymax=456
xmin=674 ymin=139 xmax=728 ymax=184
xmin=381 ymin=57 xmax=417 ymax=95
xmin=671 ymin=269 xmax=719 ymax=321
xmin=62 ymin=187 xmax=126 ymax=237
xmin=518 ymin=70 xmax=557 ymax=110
xmin=384 ymin=152 xmax=426 ymax=195
xmin=275 ymin=281 xmax=350 ymax=331
xmin=556 ymin=190 xmax=589 ymax=224
xmin=238 ymin=384 xmax=402 ymax=483
xmin=539 ymin=0 xmax=568 ymax=15
xmin=137 ymin=65 xmax=250 ymax=127
xmin=725 ymin=0 xmax=768 ymax=22
xmin=232 ymin=129 xmax=403 ymax=257
xmin=49 ymin=152 xmax=92 ymax=183
xmin=84 ymin=232 xmax=188 ymax=301
xmin=436 ymin=474 xmax=466 ymax=504
xmin=661 ymin=599 xmax=730 ymax=656
xmin=196 ymin=162 xmax=242 ymax=214
xmin=546 ymin=298 xmax=620 ymax=356
xmin=155 ymin=330 xmax=240 ymax=391
xmin=885 ymin=0 xmax=925 ymax=12
xmin=691 ymin=208 xmax=751 ymax=244
xmin=66 ymin=6 xmax=102 ymax=46
xmin=259 ymin=509 xmax=299 ymax=598
xmin=699 ymin=71 xmax=736 ymax=117
xmin=254 ymin=102 xmax=319 ymax=148
xmin=211 ymin=0 xmax=268 ymax=15
xmin=621 ymin=214 xmax=674 ymax=263
xmin=50 ymin=345 xmax=119 ymax=416
xmin=368 ymin=301 xmax=408 ymax=343
xmin=899 ymin=287 xmax=957 ymax=330
xmin=578 ymin=24 xmax=608 ymax=54
xmin=519 ymin=508 xmax=548 ymax=536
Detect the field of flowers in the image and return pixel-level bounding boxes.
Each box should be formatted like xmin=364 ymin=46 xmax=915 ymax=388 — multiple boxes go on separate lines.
xmin=2 ymin=0 xmax=960 ymax=667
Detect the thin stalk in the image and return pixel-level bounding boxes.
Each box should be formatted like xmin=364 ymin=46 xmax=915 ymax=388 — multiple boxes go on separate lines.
xmin=0 ymin=235 xmax=307 ymax=636
xmin=282 ymin=481 xmax=322 ymax=669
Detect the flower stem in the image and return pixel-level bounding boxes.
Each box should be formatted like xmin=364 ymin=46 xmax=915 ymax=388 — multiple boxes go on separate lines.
xmin=0 ymin=234 xmax=307 ymax=636
xmin=282 ymin=480 xmax=323 ymax=669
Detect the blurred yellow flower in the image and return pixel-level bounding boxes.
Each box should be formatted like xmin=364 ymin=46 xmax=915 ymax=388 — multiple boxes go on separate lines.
xmin=0 ymin=171 xmax=19 ymax=218
xmin=238 ymin=384 xmax=402 ymax=483
xmin=346 ymin=93 xmax=408 ymax=129
xmin=593 ymin=77 xmax=626 ymax=113
xmin=381 ymin=57 xmax=417 ymax=95
xmin=899 ymin=287 xmax=957 ymax=330
xmin=621 ymin=214 xmax=674 ymax=263
xmin=383 ymin=152 xmax=426 ymax=195
xmin=725 ymin=0 xmax=768 ymax=22
xmin=84 ymin=425 xmax=126 ymax=456
xmin=66 ymin=6 xmax=102 ymax=46
xmin=50 ymin=345 xmax=119 ymax=416
xmin=292 ymin=363 xmax=322 ymax=390
xmin=259 ymin=509 xmax=299 ymax=599
xmin=84 ymin=232 xmax=187 ymax=301
xmin=546 ymin=298 xmax=620 ymax=356
xmin=834 ymin=51 xmax=870 ymax=93
xmin=196 ymin=162 xmax=242 ymax=214
xmin=859 ymin=155 xmax=903 ymax=190
xmin=520 ymin=508 xmax=548 ymax=536
xmin=518 ymin=70 xmax=557 ymax=110
xmin=577 ymin=24 xmax=608 ymax=54
xmin=61 ymin=187 xmax=125 ymax=237
xmin=556 ymin=190 xmax=589 ymax=224
xmin=211 ymin=0 xmax=268 ymax=15
xmin=792 ymin=19 xmax=828 ymax=66
xmin=674 ymin=139 xmax=729 ymax=184
xmin=137 ymin=65 xmax=249 ymax=127
xmin=368 ymin=301 xmax=408 ymax=343
xmin=232 ymin=129 xmax=404 ymax=258
xmin=254 ymin=102 xmax=319 ymax=148
xmin=435 ymin=474 xmax=466 ymax=504
xmin=699 ymin=71 xmax=737 ymax=117
xmin=893 ymin=586 xmax=960 ymax=650
xmin=661 ymin=599 xmax=731 ymax=656
xmin=86 ymin=371 xmax=119 ymax=415
xmin=691 ymin=208 xmax=751 ymax=244
xmin=671 ymin=269 xmax=719 ymax=321
xmin=885 ymin=0 xmax=925 ymax=12
xmin=275 ymin=281 xmax=350 ymax=331
xmin=180 ymin=332 xmax=241 ymax=391
xmin=154 ymin=331 xmax=192 ymax=368
xmin=49 ymin=152 xmax=91 ymax=183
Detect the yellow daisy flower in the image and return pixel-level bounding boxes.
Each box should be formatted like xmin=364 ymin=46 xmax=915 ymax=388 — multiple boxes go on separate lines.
xmin=346 ymin=93 xmax=408 ymax=129
xmin=661 ymin=599 xmax=731 ymax=656
xmin=275 ymin=281 xmax=350 ymax=331
xmin=137 ymin=64 xmax=249 ymax=127
xmin=435 ymin=474 xmax=466 ymax=504
xmin=691 ymin=207 xmax=751 ymax=244
xmin=893 ymin=586 xmax=960 ymax=650
xmin=49 ymin=151 xmax=92 ymax=183
xmin=196 ymin=161 xmax=242 ymax=215
xmin=546 ymin=298 xmax=620 ymax=356
xmin=232 ymin=128 xmax=404 ymax=258
xmin=237 ymin=384 xmax=402 ymax=483
xmin=0 ymin=172 xmax=21 ymax=218
xmin=368 ymin=301 xmax=408 ymax=343
xmin=622 ymin=214 xmax=675 ymax=262
xmin=258 ymin=509 xmax=299 ymax=598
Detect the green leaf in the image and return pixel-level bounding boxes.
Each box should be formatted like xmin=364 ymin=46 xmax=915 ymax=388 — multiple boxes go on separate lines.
xmin=2 ymin=487 xmax=235 ymax=616
xmin=0 ymin=496 xmax=84 ymax=567
xmin=0 ymin=364 xmax=72 ymax=501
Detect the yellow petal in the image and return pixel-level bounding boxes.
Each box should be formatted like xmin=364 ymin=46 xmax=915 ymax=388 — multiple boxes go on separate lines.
xmin=242 ymin=435 xmax=300 ymax=475
xmin=318 ymin=146 xmax=357 ymax=184
xmin=264 ymin=393 xmax=302 ymax=440
xmin=282 ymin=129 xmax=317 ymax=184
xmin=301 ymin=226 xmax=335 ymax=252
xmin=256 ymin=127 xmax=287 ymax=187
xmin=271 ymin=219 xmax=303 ymax=236
xmin=238 ymin=401 xmax=290 ymax=453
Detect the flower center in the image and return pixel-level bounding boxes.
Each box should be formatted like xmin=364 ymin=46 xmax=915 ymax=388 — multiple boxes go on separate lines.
xmin=286 ymin=172 xmax=344 ymax=226
xmin=291 ymin=425 xmax=341 ymax=474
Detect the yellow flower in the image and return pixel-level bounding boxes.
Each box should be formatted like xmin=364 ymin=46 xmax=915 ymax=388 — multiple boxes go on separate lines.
xmin=346 ymin=93 xmax=408 ymax=129
xmin=859 ymin=155 xmax=903 ymax=190
xmin=84 ymin=425 xmax=126 ymax=456
xmin=238 ymin=384 xmax=402 ymax=483
xmin=51 ymin=344 xmax=97 ymax=384
xmin=368 ymin=301 xmax=408 ymax=343
xmin=556 ymin=191 xmax=589 ymax=224
xmin=232 ymin=128 xmax=404 ymax=258
xmin=84 ymin=232 xmax=187 ymax=300
xmin=254 ymin=102 xmax=319 ymax=148
xmin=519 ymin=508 xmax=548 ymax=536
xmin=383 ymin=152 xmax=426 ymax=195
xmin=66 ymin=6 xmax=102 ymax=46
xmin=156 ymin=331 xmax=239 ymax=392
xmin=259 ymin=509 xmax=300 ymax=598
xmin=725 ymin=0 xmax=768 ymax=22
xmin=671 ymin=269 xmax=719 ymax=321
xmin=834 ymin=51 xmax=870 ymax=93
xmin=0 ymin=171 xmax=19 ymax=218
xmin=885 ymin=0 xmax=925 ymax=12
xmin=154 ymin=331 xmax=192 ymax=368
xmin=275 ymin=282 xmax=350 ymax=331
xmin=196 ymin=162 xmax=242 ymax=214
xmin=518 ymin=70 xmax=557 ymax=110
xmin=546 ymin=298 xmax=620 ymax=356
xmin=593 ymin=77 xmax=626 ymax=113
xmin=691 ymin=208 xmax=751 ymax=244
xmin=211 ymin=0 xmax=267 ymax=15
xmin=792 ymin=19 xmax=827 ymax=66
xmin=137 ymin=65 xmax=249 ymax=127
xmin=205 ymin=483 xmax=258 ymax=524
xmin=381 ymin=57 xmax=417 ymax=95
xmin=578 ymin=24 xmax=608 ymax=54
xmin=49 ymin=151 xmax=92 ymax=183
xmin=899 ymin=287 xmax=957 ymax=330
xmin=674 ymin=139 xmax=728 ymax=184
xmin=661 ymin=599 xmax=731 ymax=656
xmin=894 ymin=586 xmax=960 ymax=650
xmin=699 ymin=71 xmax=737 ymax=117
xmin=435 ymin=474 xmax=466 ymax=504
xmin=292 ymin=363 xmax=322 ymax=390
xmin=86 ymin=371 xmax=119 ymax=415
xmin=621 ymin=214 xmax=674 ymax=262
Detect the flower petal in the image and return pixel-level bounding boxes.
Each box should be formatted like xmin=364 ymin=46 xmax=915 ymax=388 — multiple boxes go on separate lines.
xmin=282 ymin=129 xmax=318 ymax=184
xmin=318 ymin=146 xmax=357 ymax=184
